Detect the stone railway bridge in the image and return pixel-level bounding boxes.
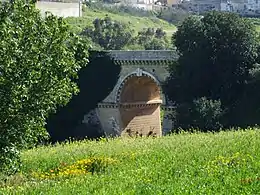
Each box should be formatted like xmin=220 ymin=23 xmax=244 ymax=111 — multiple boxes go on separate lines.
xmin=83 ymin=50 xmax=178 ymax=137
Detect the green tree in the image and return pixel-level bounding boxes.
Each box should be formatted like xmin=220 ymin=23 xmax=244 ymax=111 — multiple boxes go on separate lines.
xmin=81 ymin=16 xmax=133 ymax=50
xmin=165 ymin=11 xmax=258 ymax=130
xmin=174 ymin=97 xmax=224 ymax=132
xmin=135 ymin=28 xmax=170 ymax=50
xmin=0 ymin=0 xmax=89 ymax=173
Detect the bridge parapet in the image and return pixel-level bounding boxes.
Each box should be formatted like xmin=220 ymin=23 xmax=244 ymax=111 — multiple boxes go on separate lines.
xmin=109 ymin=50 xmax=178 ymax=65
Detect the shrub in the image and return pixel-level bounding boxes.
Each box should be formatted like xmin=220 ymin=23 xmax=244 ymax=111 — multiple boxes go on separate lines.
xmin=80 ymin=16 xmax=134 ymax=50
xmin=174 ymin=97 xmax=224 ymax=132
xmin=192 ymin=97 xmax=224 ymax=131
xmin=135 ymin=28 xmax=171 ymax=50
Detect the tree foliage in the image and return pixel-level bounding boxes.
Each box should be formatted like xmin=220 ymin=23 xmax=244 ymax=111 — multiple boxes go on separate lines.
xmin=135 ymin=28 xmax=170 ymax=50
xmin=0 ymin=0 xmax=89 ymax=173
xmin=80 ymin=16 xmax=133 ymax=50
xmin=165 ymin=11 xmax=259 ymax=131
xmin=174 ymin=97 xmax=224 ymax=132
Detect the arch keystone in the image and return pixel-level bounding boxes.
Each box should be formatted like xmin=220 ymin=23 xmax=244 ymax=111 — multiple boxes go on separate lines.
xmin=136 ymin=68 xmax=142 ymax=77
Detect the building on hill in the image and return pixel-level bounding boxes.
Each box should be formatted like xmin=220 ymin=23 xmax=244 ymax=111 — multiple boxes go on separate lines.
xmin=36 ymin=0 xmax=82 ymax=17
xmin=221 ymin=0 xmax=260 ymax=16
xmin=171 ymin=0 xmax=260 ymax=16
xmin=221 ymin=0 xmax=246 ymax=14
xmin=166 ymin=0 xmax=181 ymax=7
xmin=179 ymin=0 xmax=221 ymax=14
xmin=115 ymin=0 xmax=155 ymax=10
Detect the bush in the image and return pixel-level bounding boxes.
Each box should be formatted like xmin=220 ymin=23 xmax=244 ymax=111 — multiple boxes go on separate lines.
xmin=192 ymin=97 xmax=224 ymax=131
xmin=174 ymin=97 xmax=224 ymax=132
xmin=0 ymin=144 xmax=21 ymax=175
xmin=80 ymin=16 xmax=134 ymax=50
xmin=144 ymin=38 xmax=169 ymax=50
xmin=135 ymin=28 xmax=171 ymax=50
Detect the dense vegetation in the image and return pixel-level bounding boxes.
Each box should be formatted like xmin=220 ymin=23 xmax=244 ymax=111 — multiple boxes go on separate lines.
xmin=165 ymin=11 xmax=260 ymax=132
xmin=0 ymin=129 xmax=259 ymax=194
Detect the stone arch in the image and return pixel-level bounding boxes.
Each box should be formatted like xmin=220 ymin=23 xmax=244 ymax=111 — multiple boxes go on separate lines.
xmin=115 ymin=68 xmax=165 ymax=104
xmin=120 ymin=76 xmax=161 ymax=104
xmin=117 ymin=68 xmax=163 ymax=137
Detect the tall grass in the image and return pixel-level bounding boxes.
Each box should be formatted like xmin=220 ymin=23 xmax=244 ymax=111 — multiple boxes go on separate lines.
xmin=0 ymin=129 xmax=260 ymax=194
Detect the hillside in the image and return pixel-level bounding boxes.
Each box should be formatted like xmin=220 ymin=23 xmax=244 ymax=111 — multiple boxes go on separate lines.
xmin=64 ymin=7 xmax=260 ymax=41
xmin=1 ymin=129 xmax=260 ymax=194
xmin=65 ymin=7 xmax=177 ymax=36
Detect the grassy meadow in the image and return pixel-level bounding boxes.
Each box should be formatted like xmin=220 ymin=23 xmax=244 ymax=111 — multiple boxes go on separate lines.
xmin=65 ymin=7 xmax=177 ymax=36
xmin=0 ymin=129 xmax=260 ymax=194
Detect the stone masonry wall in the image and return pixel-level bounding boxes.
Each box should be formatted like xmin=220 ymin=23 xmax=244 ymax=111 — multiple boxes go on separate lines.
xmin=162 ymin=109 xmax=175 ymax=135
xmin=96 ymin=106 xmax=121 ymax=136
xmin=120 ymin=105 xmax=161 ymax=136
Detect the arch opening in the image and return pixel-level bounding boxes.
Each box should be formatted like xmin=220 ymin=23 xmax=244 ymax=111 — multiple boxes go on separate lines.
xmin=120 ymin=76 xmax=161 ymax=104
xmin=115 ymin=69 xmax=165 ymax=104
xmin=118 ymin=73 xmax=162 ymax=137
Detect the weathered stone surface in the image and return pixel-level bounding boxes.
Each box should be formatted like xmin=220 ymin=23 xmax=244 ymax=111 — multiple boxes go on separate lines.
xmin=96 ymin=107 xmax=122 ymax=136
xmin=109 ymin=50 xmax=178 ymax=62
xmin=120 ymin=105 xmax=162 ymax=137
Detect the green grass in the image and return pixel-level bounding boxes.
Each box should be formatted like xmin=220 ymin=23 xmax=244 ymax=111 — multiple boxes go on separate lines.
xmin=65 ymin=7 xmax=177 ymax=36
xmin=255 ymin=25 xmax=260 ymax=32
xmin=245 ymin=18 xmax=260 ymax=32
xmin=1 ymin=129 xmax=260 ymax=194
